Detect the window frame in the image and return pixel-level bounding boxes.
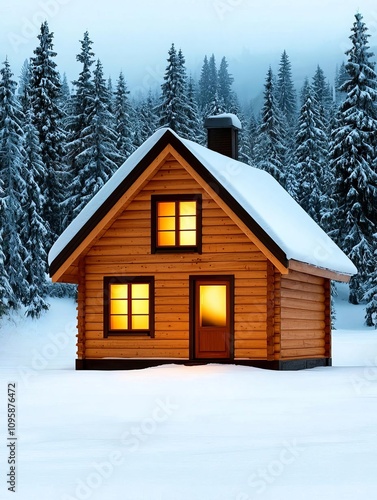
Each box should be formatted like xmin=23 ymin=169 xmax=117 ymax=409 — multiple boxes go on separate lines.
xmin=103 ymin=276 xmax=155 ymax=337
xmin=151 ymin=194 xmax=202 ymax=254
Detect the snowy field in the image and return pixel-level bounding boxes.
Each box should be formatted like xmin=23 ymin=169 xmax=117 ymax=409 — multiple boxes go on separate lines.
xmin=1 ymin=284 xmax=377 ymax=500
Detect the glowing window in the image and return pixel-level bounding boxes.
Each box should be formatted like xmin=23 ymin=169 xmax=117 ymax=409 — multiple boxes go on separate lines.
xmin=153 ymin=196 xmax=201 ymax=252
xmin=105 ymin=278 xmax=154 ymax=336
xmin=199 ymin=285 xmax=227 ymax=327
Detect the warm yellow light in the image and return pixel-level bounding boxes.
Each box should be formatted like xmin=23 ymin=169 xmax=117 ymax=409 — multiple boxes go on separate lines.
xmin=132 ymin=299 xmax=149 ymax=315
xmin=199 ymin=285 xmax=227 ymax=327
xmin=179 ymin=216 xmax=196 ymax=230
xmin=158 ymin=216 xmax=175 ymax=230
xmin=179 ymin=231 xmax=196 ymax=246
xmin=110 ymin=284 xmax=128 ymax=299
xmin=132 ymin=284 xmax=149 ymax=299
xmin=180 ymin=201 xmax=196 ymax=216
xmin=110 ymin=300 xmax=128 ymax=315
xmin=132 ymin=315 xmax=149 ymax=329
xmin=110 ymin=315 xmax=128 ymax=330
xmin=158 ymin=202 xmax=175 ymax=217
xmin=158 ymin=231 xmax=175 ymax=246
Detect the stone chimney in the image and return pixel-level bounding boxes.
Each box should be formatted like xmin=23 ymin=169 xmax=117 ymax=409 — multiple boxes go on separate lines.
xmin=204 ymin=113 xmax=242 ymax=160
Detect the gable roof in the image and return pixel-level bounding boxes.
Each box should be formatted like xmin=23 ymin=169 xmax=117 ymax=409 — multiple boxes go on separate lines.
xmin=48 ymin=128 xmax=357 ymax=280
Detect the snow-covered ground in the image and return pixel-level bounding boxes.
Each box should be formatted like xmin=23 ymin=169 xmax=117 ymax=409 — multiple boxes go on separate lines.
xmin=0 ymin=285 xmax=377 ymax=500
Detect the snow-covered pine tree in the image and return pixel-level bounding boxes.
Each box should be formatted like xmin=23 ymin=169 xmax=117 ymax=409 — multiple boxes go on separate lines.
xmin=294 ymin=79 xmax=328 ymax=223
xmin=364 ymin=268 xmax=377 ymax=326
xmin=134 ymin=90 xmax=160 ymax=147
xmin=58 ymin=72 xmax=71 ymax=115
xmin=17 ymin=59 xmax=31 ymax=115
xmin=311 ymin=66 xmax=337 ymax=233
xmin=217 ymin=56 xmax=234 ymax=111
xmin=114 ymin=71 xmax=134 ymax=161
xmin=335 ymin=62 xmax=349 ymax=104
xmin=20 ymin=107 xmax=49 ymax=317
xmin=0 ymin=184 xmax=12 ymax=316
xmin=64 ymin=31 xmax=95 ymax=227
xmin=158 ymin=44 xmax=192 ymax=138
xmin=70 ymin=59 xmax=123 ymax=220
xmin=30 ymin=21 xmax=67 ymax=246
xmin=254 ymin=67 xmax=287 ymax=186
xmin=198 ymin=54 xmax=219 ymax=116
xmin=276 ymin=50 xmax=297 ymax=129
xmin=0 ymin=59 xmax=28 ymax=309
xmin=330 ymin=12 xmax=377 ymax=304
xmin=186 ymin=76 xmax=205 ymax=143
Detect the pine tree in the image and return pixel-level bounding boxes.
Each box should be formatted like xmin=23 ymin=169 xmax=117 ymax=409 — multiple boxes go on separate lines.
xmin=295 ymin=79 xmax=327 ymax=223
xmin=364 ymin=269 xmax=377 ymax=326
xmin=64 ymin=31 xmax=95 ymax=226
xmin=114 ymin=71 xmax=133 ymax=161
xmin=133 ymin=91 xmax=159 ymax=147
xmin=17 ymin=59 xmax=31 ymax=115
xmin=335 ymin=62 xmax=349 ymax=104
xmin=185 ymin=76 xmax=205 ymax=143
xmin=276 ymin=50 xmax=297 ymax=129
xmin=20 ymin=107 xmax=49 ymax=317
xmin=254 ymin=67 xmax=287 ymax=186
xmin=158 ymin=44 xmax=192 ymax=138
xmin=198 ymin=54 xmax=219 ymax=116
xmin=0 ymin=59 xmax=28 ymax=309
xmin=30 ymin=21 xmax=67 ymax=245
xmin=198 ymin=55 xmax=210 ymax=112
xmin=218 ymin=56 xmax=234 ymax=111
xmin=330 ymin=12 xmax=377 ymax=304
xmin=70 ymin=59 xmax=123 ymax=220
xmin=0 ymin=184 xmax=12 ymax=316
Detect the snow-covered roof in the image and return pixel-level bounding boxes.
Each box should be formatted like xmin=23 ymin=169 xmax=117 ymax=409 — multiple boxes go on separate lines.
xmin=48 ymin=128 xmax=357 ymax=278
xmin=205 ymin=113 xmax=242 ymax=130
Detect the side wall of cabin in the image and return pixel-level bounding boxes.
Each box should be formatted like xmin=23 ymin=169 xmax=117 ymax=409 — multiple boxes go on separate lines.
xmin=279 ymin=270 xmax=331 ymax=360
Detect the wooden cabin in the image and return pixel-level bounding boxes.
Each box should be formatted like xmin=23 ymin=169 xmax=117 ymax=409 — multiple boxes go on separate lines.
xmin=48 ymin=115 xmax=357 ymax=370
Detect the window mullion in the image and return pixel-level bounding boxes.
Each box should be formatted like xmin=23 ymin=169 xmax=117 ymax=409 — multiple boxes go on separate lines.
xmin=128 ymin=283 xmax=132 ymax=331
xmin=175 ymin=200 xmax=179 ymax=246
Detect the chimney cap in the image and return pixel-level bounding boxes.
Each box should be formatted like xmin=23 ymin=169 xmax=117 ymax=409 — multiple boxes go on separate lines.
xmin=204 ymin=113 xmax=242 ymax=130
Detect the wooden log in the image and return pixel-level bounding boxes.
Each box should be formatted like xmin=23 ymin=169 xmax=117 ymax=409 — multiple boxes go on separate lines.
xmin=84 ymin=348 xmax=189 ymax=358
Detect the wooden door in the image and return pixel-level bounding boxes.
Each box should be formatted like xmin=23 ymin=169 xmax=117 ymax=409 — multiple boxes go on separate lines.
xmin=192 ymin=277 xmax=233 ymax=359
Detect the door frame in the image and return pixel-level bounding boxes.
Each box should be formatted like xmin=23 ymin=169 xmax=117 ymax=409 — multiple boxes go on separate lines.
xmin=189 ymin=275 xmax=234 ymax=361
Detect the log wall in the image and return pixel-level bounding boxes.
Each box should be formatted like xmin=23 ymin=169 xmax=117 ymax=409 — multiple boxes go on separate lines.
xmin=279 ymin=270 xmax=327 ymax=359
xmin=80 ymin=157 xmax=270 ymax=360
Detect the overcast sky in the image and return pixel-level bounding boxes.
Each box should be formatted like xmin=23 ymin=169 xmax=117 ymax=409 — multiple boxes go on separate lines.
xmin=1 ymin=0 xmax=377 ymax=101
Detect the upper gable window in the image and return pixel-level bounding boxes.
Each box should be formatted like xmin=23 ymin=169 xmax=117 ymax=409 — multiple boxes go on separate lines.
xmin=151 ymin=194 xmax=202 ymax=253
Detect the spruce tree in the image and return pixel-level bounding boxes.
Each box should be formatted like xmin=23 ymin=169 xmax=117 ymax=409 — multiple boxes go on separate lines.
xmin=276 ymin=50 xmax=297 ymax=129
xmin=218 ymin=56 xmax=234 ymax=111
xmin=0 ymin=185 xmax=12 ymax=316
xmin=133 ymin=91 xmax=159 ymax=147
xmin=254 ymin=67 xmax=287 ymax=186
xmin=20 ymin=108 xmax=49 ymax=317
xmin=0 ymin=59 xmax=28 ymax=309
xmin=70 ymin=59 xmax=123 ymax=220
xmin=198 ymin=54 xmax=219 ymax=116
xmin=158 ymin=44 xmax=192 ymax=138
xmin=330 ymin=12 xmax=377 ymax=304
xmin=198 ymin=55 xmax=210 ymax=112
xmin=30 ymin=21 xmax=67 ymax=246
xmin=17 ymin=59 xmax=31 ymax=115
xmin=335 ymin=62 xmax=349 ymax=104
xmin=185 ymin=76 xmax=205 ymax=143
xmin=114 ymin=71 xmax=133 ymax=161
xmin=295 ymin=79 xmax=327 ymax=223
xmin=65 ymin=31 xmax=95 ymax=226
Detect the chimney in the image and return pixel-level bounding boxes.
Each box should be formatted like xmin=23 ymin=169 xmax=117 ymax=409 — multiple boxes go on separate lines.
xmin=204 ymin=113 xmax=242 ymax=160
